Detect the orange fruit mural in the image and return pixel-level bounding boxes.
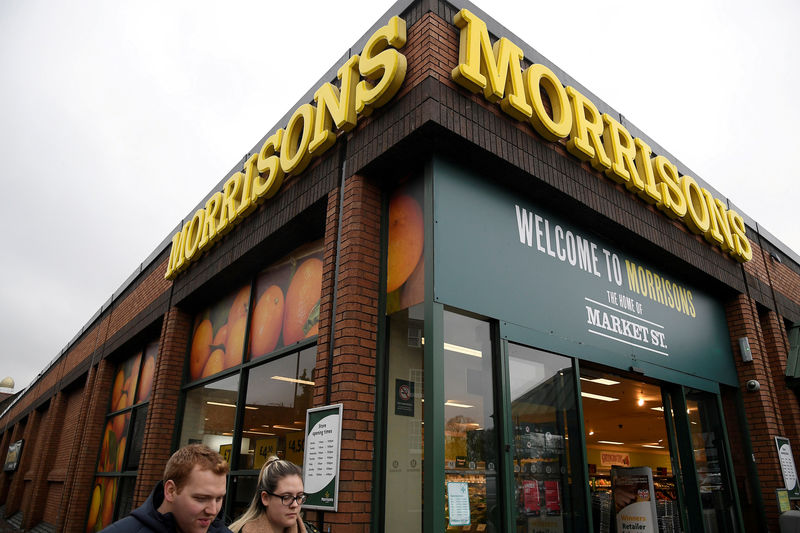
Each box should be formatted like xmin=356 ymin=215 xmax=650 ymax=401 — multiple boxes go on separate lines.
xmin=283 ymin=258 xmax=323 ymax=346
xmin=386 ymin=192 xmax=423 ymax=293
xmin=189 ymin=318 xmax=214 ymax=381
xmin=250 ymin=284 xmax=285 ymax=358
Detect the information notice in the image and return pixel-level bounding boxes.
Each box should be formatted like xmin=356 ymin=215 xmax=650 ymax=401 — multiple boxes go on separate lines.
xmin=775 ymin=437 xmax=800 ymax=499
xmin=303 ymin=404 xmax=343 ymax=511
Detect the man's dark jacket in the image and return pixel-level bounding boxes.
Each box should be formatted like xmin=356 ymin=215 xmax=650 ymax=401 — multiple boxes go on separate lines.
xmin=100 ymin=480 xmax=231 ymax=533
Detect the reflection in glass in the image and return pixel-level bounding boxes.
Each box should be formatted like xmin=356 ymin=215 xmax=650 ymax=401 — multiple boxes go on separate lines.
xmin=383 ymin=304 xmax=424 ymax=533
xmin=240 ymin=347 xmax=315 ymax=470
xmin=686 ymin=390 xmax=738 ymax=532
xmin=510 ymin=344 xmax=582 ymax=532
xmin=443 ymin=311 xmax=498 ymax=532
xmin=178 ymin=374 xmax=240 ymax=461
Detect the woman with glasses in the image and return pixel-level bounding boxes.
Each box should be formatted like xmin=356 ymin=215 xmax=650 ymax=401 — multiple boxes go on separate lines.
xmin=229 ymin=457 xmax=319 ymax=533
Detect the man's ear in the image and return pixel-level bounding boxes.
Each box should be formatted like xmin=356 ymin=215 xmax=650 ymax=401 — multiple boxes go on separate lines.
xmin=163 ymin=480 xmax=177 ymax=503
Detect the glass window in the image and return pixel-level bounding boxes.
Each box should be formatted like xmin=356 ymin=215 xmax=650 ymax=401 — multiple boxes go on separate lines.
xmin=686 ymin=389 xmax=739 ymax=532
xmin=178 ymin=374 xmax=240 ymax=459
xmin=249 ymin=245 xmax=323 ymax=361
xmin=87 ymin=342 xmax=158 ymax=533
xmin=509 ymin=344 xmax=583 ymax=532
xmin=239 ymin=347 xmax=316 ymax=470
xmin=383 ymin=305 xmax=424 ymax=533
xmin=188 ymin=284 xmax=251 ymax=383
xmin=443 ymin=311 xmax=498 ymax=532
xmin=383 ymin=178 xmax=425 ymax=533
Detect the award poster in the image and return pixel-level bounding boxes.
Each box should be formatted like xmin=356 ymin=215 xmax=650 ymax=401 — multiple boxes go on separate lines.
xmin=611 ymin=466 xmax=658 ymax=533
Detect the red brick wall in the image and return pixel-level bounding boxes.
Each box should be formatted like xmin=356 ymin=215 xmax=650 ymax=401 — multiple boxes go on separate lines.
xmin=133 ymin=306 xmax=192 ymax=505
xmin=61 ymin=359 xmax=114 ymax=533
xmin=312 ymin=174 xmax=381 ymax=533
xmin=726 ymin=294 xmax=784 ymax=530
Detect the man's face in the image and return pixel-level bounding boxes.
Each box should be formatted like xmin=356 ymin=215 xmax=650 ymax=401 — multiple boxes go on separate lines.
xmin=162 ymin=465 xmax=227 ymax=533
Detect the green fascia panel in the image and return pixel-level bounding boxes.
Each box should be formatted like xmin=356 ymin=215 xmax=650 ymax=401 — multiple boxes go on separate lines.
xmin=432 ymin=156 xmax=736 ymax=388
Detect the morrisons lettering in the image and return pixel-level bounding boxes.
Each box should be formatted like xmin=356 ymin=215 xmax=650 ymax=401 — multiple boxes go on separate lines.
xmin=452 ymin=8 xmax=751 ymax=264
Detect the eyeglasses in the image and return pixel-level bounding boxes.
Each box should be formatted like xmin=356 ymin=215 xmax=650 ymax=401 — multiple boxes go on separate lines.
xmin=265 ymin=491 xmax=307 ymax=506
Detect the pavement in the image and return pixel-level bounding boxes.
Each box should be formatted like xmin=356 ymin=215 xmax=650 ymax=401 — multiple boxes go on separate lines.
xmin=0 ymin=517 xmax=17 ymax=532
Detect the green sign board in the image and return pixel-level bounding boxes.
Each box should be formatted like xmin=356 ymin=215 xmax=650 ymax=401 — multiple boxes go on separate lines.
xmin=433 ymin=157 xmax=737 ymax=387
xmin=303 ymin=404 xmax=343 ymax=511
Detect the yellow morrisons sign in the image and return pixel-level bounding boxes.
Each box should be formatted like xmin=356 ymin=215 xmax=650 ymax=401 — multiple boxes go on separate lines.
xmin=451 ymin=9 xmax=751 ymax=263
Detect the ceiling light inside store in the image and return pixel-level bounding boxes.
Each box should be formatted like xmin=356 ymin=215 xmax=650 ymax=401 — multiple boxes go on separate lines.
xmin=580 ymin=377 xmax=620 ymax=386
xmin=445 ymin=400 xmax=474 ymax=408
xmin=638 ymin=398 xmax=645 ymax=406
xmin=444 ymin=342 xmax=482 ymax=358
xmin=589 ymin=431 xmax=594 ymax=436
xmin=245 ymin=430 xmax=276 ymax=436
xmin=273 ymin=425 xmax=299 ymax=431
xmin=272 ymin=376 xmax=315 ymax=386
xmin=206 ymin=401 xmax=257 ymax=410
xmin=207 ymin=401 xmax=236 ymax=408
xmin=651 ymin=407 xmax=664 ymax=412
xmin=598 ymin=440 xmax=624 ymax=445
xmin=641 ymin=444 xmax=664 ymax=449
xmin=581 ymin=392 xmax=619 ymax=402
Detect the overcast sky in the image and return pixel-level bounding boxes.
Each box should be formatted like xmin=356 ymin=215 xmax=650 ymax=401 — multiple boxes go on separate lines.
xmin=1 ymin=0 xmax=798 ymax=393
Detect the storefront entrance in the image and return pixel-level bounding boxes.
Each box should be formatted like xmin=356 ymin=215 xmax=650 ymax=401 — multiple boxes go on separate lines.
xmin=582 ymin=368 xmax=740 ymax=533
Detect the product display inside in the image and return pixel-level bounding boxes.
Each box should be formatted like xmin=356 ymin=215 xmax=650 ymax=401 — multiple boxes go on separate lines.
xmin=581 ymin=371 xmax=681 ymax=533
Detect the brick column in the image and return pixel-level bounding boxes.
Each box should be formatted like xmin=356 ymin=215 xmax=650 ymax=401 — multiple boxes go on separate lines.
xmin=726 ymin=293 xmax=782 ymax=530
xmin=5 ymin=410 xmax=41 ymax=519
xmin=133 ymin=306 xmax=192 ymax=505
xmin=0 ymin=422 xmax=24 ymax=514
xmin=22 ymin=393 xmax=66 ymax=529
xmin=316 ymin=174 xmax=381 ymax=533
xmin=760 ymin=310 xmax=800 ymax=446
xmin=314 ymin=187 xmax=341 ymax=408
xmin=0 ymin=423 xmax=15 ymax=507
xmin=61 ymin=358 xmax=115 ymax=533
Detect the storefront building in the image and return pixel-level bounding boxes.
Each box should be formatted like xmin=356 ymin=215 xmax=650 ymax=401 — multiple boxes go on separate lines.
xmin=2 ymin=1 xmax=800 ymax=532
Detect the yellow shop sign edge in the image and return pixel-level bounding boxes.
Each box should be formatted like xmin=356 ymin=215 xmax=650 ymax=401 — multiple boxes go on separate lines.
xmin=450 ymin=8 xmax=751 ymax=264
xmin=165 ymin=16 xmax=408 ymax=280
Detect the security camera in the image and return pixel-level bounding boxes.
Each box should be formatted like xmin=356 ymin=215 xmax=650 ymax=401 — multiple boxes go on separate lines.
xmin=746 ymin=380 xmax=760 ymax=392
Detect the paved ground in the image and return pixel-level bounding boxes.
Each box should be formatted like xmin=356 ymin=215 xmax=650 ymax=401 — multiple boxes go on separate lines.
xmin=0 ymin=517 xmax=17 ymax=532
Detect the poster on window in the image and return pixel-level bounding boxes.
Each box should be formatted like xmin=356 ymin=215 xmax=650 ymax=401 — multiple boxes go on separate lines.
xmin=611 ymin=466 xmax=657 ymax=533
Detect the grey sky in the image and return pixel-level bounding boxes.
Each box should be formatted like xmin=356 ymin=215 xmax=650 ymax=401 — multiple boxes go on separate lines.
xmin=1 ymin=0 xmax=798 ymax=392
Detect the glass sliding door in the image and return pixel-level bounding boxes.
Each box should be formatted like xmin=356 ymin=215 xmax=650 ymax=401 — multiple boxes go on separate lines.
xmin=443 ymin=311 xmax=499 ymax=532
xmin=685 ymin=389 xmax=740 ymax=532
xmin=508 ymin=343 xmax=584 ymax=532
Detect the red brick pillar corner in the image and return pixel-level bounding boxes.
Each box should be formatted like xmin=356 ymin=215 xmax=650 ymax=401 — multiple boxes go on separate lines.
xmin=22 ymin=393 xmax=66 ymax=529
xmin=726 ymin=293 xmax=782 ymax=530
xmin=61 ymin=358 xmax=115 ymax=533
xmin=322 ymin=174 xmax=381 ymax=533
xmin=133 ymin=306 xmax=192 ymax=506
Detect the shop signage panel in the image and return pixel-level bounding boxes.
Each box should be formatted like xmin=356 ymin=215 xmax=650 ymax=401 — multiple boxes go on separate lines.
xmin=3 ymin=439 xmax=23 ymax=472
xmin=775 ymin=437 xmax=800 ymax=499
xmin=433 ymin=158 xmax=737 ymax=386
xmin=303 ymin=404 xmax=343 ymax=511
